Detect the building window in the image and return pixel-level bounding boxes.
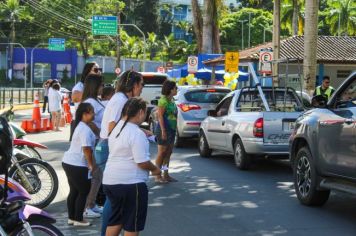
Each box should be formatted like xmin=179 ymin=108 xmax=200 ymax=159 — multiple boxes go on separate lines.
xmin=13 ymin=63 xmax=27 ymax=80
xmin=56 ymin=64 xmax=72 ymax=80
xmin=34 ymin=63 xmax=51 ymax=83
xmin=337 ymin=70 xmax=352 ymax=78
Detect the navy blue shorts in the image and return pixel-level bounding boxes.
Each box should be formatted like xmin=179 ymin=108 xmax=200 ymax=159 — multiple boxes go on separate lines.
xmin=154 ymin=125 xmax=176 ymax=146
xmin=103 ymin=183 xmax=148 ymax=232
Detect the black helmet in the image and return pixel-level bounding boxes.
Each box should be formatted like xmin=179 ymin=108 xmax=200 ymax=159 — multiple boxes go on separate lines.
xmin=0 ymin=117 xmax=13 ymax=175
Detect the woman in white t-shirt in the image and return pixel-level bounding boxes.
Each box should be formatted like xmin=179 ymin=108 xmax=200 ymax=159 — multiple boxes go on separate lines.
xmin=48 ymin=83 xmax=62 ymax=131
xmin=103 ymin=97 xmax=161 ymax=236
xmin=62 ymin=103 xmax=96 ymax=227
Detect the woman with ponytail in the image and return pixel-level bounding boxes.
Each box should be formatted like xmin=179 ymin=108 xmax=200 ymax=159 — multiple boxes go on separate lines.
xmin=62 ymin=103 xmax=96 ymax=227
xmin=103 ymin=97 xmax=161 ymax=236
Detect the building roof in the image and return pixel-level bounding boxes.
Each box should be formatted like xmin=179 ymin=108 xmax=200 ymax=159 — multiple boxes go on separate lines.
xmin=203 ymin=36 xmax=356 ymax=65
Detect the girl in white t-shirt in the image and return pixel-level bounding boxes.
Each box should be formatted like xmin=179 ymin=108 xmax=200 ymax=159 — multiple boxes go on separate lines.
xmin=103 ymin=97 xmax=161 ymax=236
xmin=62 ymin=103 xmax=96 ymax=227
xmin=48 ymin=83 xmax=62 ymax=131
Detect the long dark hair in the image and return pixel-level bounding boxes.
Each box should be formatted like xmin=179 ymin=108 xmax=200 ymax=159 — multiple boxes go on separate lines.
xmin=116 ymin=70 xmax=142 ymax=94
xmin=73 ymin=103 xmax=94 ymax=132
xmin=82 ymin=74 xmax=103 ymax=101
xmin=80 ymin=62 xmax=96 ymax=83
xmin=116 ymin=97 xmax=147 ymax=138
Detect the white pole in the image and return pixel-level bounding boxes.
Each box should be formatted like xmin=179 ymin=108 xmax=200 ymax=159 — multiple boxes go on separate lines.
xmin=248 ymin=12 xmax=251 ymax=48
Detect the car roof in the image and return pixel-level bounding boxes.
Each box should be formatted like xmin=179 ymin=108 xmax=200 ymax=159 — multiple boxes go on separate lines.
xmin=178 ymin=85 xmax=231 ymax=91
xmin=140 ymin=72 xmax=169 ymax=77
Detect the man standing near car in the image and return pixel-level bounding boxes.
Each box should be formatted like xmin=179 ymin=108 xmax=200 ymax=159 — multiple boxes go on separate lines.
xmin=313 ymin=76 xmax=335 ymax=101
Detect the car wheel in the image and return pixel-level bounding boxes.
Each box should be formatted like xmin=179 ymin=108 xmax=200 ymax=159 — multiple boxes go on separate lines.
xmin=174 ymin=130 xmax=183 ymax=148
xmin=198 ymin=132 xmax=212 ymax=157
xmin=234 ymin=138 xmax=251 ymax=170
xmin=293 ymin=146 xmax=330 ymax=206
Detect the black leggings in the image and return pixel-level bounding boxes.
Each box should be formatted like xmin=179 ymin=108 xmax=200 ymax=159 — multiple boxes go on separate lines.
xmin=62 ymin=162 xmax=91 ymax=221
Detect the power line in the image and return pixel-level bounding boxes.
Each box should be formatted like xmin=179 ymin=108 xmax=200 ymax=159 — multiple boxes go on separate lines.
xmin=28 ymin=19 xmax=83 ymax=39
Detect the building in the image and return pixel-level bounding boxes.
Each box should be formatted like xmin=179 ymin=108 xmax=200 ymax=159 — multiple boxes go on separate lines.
xmin=159 ymin=0 xmax=238 ymax=40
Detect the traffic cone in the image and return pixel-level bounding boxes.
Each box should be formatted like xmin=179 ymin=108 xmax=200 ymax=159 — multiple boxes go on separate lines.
xmin=32 ymin=92 xmax=41 ymax=124
xmin=63 ymin=94 xmax=72 ymax=124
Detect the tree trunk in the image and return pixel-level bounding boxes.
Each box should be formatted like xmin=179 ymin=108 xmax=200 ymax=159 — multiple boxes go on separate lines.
xmin=303 ymin=0 xmax=319 ymax=94
xmin=212 ymin=1 xmax=221 ymax=53
xmin=80 ymin=35 xmax=89 ymax=60
xmin=202 ymin=0 xmax=213 ymax=53
xmin=292 ymin=0 xmax=299 ymax=36
xmin=191 ymin=0 xmax=203 ymax=53
xmin=272 ymin=0 xmax=281 ymax=87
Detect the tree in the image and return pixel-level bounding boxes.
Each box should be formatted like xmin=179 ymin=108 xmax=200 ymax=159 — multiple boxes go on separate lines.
xmin=202 ymin=0 xmax=222 ymax=53
xmin=146 ymin=32 xmax=159 ymax=60
xmin=133 ymin=0 xmax=159 ymax=36
xmin=326 ymin=0 xmax=356 ymax=36
xmin=281 ymin=0 xmax=305 ymax=35
xmin=240 ymin=0 xmax=274 ymax=11
xmin=303 ymin=0 xmax=319 ymax=93
xmin=191 ymin=0 xmax=203 ymax=52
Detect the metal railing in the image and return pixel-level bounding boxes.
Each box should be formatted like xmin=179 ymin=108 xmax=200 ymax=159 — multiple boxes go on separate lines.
xmin=0 ymin=88 xmax=44 ymax=109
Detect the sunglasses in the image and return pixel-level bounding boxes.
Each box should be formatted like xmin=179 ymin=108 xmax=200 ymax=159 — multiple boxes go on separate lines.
xmin=93 ymin=67 xmax=103 ymax=73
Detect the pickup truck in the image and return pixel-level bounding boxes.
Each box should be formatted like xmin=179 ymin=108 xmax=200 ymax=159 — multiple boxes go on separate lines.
xmin=290 ymin=72 xmax=356 ymax=206
xmin=199 ymin=87 xmax=305 ymax=170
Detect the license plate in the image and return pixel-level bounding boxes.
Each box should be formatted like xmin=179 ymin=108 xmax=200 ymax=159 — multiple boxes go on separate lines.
xmin=283 ymin=121 xmax=295 ymax=131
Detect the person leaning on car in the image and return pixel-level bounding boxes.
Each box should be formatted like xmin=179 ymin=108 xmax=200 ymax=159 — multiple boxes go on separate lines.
xmin=313 ymin=76 xmax=335 ymax=101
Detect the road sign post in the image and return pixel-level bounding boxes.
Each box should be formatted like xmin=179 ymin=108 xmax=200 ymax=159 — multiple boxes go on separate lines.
xmin=48 ymin=38 xmax=65 ymax=51
xmin=259 ymin=49 xmax=273 ymax=75
xmin=187 ymin=56 xmax=198 ymax=74
xmin=225 ymin=52 xmax=239 ymax=73
xmin=92 ymin=16 xmax=118 ymax=36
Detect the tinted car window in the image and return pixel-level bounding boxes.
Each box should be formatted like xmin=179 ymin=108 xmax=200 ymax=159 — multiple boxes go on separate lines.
xmin=142 ymin=75 xmax=167 ymax=85
xmin=184 ymin=89 xmax=230 ymax=103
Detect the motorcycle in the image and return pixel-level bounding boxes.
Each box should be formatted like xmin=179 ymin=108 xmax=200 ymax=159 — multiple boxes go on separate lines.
xmin=0 ymin=176 xmax=63 ymax=235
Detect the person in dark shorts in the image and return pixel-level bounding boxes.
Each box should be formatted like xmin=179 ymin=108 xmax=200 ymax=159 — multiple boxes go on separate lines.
xmin=103 ymin=97 xmax=161 ymax=236
xmin=154 ymin=80 xmax=178 ymax=183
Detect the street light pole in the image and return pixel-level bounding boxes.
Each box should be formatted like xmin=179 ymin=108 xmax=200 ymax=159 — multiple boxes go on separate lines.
xmin=248 ymin=12 xmax=252 ymax=48
xmin=238 ymin=20 xmax=247 ymax=50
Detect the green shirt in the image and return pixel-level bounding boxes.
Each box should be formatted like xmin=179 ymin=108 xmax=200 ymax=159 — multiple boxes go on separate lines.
xmin=158 ymin=96 xmax=177 ymax=130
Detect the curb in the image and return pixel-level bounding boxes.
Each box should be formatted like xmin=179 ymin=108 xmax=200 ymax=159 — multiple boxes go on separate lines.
xmin=0 ymin=103 xmax=43 ymax=114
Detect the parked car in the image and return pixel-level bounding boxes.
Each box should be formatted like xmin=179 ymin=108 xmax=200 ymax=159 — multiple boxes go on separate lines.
xmin=199 ymin=87 xmax=305 ymax=170
xmin=150 ymin=86 xmax=231 ymax=147
xmin=289 ymin=72 xmax=356 ymax=206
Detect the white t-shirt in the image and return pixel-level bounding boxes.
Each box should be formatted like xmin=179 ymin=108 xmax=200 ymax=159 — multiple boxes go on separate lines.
xmin=100 ymin=92 xmax=128 ymax=139
xmin=72 ymin=82 xmax=84 ymax=110
xmin=62 ymin=121 xmax=96 ymax=167
xmin=48 ymin=88 xmax=62 ymax=112
xmin=83 ymin=98 xmax=105 ymax=130
xmin=103 ymin=121 xmax=150 ymax=185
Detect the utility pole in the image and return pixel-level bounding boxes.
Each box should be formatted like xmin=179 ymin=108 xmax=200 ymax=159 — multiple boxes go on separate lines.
xmin=116 ymin=3 xmax=121 ymax=69
xmin=238 ymin=20 xmax=247 ymax=50
xmin=272 ymin=0 xmax=281 ymax=87
xmin=248 ymin=12 xmax=252 ymax=48
xmin=338 ymin=10 xmax=341 ymax=36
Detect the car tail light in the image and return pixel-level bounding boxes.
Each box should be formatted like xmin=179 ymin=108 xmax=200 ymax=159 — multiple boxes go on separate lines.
xmin=178 ymin=103 xmax=201 ymax=112
xmin=253 ymin=118 xmax=264 ymax=138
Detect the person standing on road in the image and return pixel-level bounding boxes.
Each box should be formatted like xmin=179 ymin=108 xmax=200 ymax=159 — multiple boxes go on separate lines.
xmin=313 ymin=75 xmax=335 ymax=101
xmin=48 ymin=82 xmax=62 ymax=131
xmin=81 ymin=74 xmax=106 ymax=218
xmin=62 ymin=103 xmax=96 ymax=227
xmin=97 ymin=70 xmax=145 ymax=236
xmin=42 ymin=79 xmax=51 ymax=113
xmin=103 ymin=97 xmax=161 ymax=236
xmin=155 ymin=80 xmax=178 ymax=183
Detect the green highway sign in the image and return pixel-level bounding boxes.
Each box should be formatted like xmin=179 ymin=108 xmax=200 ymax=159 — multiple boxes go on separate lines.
xmin=92 ymin=16 xmax=117 ymax=36
xmin=48 ymin=38 xmax=65 ymax=51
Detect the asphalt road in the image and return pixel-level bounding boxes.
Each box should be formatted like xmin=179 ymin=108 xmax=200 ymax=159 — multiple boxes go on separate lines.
xmin=13 ymin=110 xmax=356 ymax=236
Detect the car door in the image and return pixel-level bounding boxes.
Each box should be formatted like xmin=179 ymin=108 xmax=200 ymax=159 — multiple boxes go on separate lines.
xmin=206 ymin=96 xmax=233 ymax=148
xmin=318 ymin=77 xmax=356 ymax=178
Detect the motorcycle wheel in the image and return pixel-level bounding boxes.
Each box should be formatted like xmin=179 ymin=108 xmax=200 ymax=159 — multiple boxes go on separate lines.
xmin=9 ymin=158 xmax=59 ymax=209
xmin=18 ymin=146 xmax=42 ymax=160
xmin=11 ymin=219 xmax=63 ymax=236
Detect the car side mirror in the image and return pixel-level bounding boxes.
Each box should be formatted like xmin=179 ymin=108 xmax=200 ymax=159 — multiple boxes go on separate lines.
xmin=311 ymin=95 xmax=328 ymax=108
xmin=151 ymin=99 xmax=158 ymax=106
xmin=208 ymin=110 xmax=217 ymax=117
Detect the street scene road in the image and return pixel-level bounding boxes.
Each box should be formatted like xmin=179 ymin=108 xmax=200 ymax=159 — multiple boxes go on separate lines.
xmin=12 ymin=109 xmax=356 ymax=236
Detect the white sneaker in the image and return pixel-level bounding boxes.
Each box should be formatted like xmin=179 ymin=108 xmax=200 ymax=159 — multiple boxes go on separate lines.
xmin=73 ymin=220 xmax=91 ymax=226
xmin=68 ymin=219 xmax=74 ymax=225
xmin=92 ymin=205 xmax=103 ymax=214
xmin=83 ymin=208 xmax=101 ymax=218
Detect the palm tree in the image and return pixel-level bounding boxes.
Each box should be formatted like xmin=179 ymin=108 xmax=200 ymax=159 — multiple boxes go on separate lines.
xmin=191 ymin=0 xmax=203 ymax=52
xmin=326 ymin=0 xmax=356 ymax=36
xmin=303 ymin=0 xmax=319 ymax=93
xmin=0 ymin=0 xmax=30 ymax=80
xmin=202 ymin=0 xmax=222 ymax=53
xmin=146 ymin=32 xmax=159 ymax=60
xmin=281 ymin=0 xmax=305 ymax=35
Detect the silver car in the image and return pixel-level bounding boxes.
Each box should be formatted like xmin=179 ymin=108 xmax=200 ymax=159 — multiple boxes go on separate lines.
xmin=149 ymin=86 xmax=231 ymax=147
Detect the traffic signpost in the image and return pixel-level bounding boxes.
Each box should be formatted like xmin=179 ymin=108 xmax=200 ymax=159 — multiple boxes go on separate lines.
xmin=187 ymin=56 xmax=198 ymax=73
xmin=48 ymin=38 xmax=65 ymax=51
xmin=259 ymin=49 xmax=273 ymax=75
xmin=92 ymin=16 xmax=118 ymax=36
xmin=225 ymin=52 xmax=239 ymax=73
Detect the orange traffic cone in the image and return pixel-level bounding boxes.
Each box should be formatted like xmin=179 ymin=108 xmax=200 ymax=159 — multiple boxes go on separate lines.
xmin=63 ymin=94 xmax=72 ymax=124
xmin=32 ymin=92 xmax=41 ymax=124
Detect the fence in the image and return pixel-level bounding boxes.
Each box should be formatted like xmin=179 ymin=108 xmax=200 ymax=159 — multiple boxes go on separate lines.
xmin=0 ymin=88 xmax=44 ymax=109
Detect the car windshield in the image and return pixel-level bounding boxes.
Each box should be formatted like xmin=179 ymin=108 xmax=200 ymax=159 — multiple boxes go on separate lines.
xmin=142 ymin=75 xmax=167 ymax=85
xmin=184 ymin=89 xmax=230 ymax=104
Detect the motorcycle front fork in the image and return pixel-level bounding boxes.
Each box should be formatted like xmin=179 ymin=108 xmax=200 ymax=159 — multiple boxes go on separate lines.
xmin=11 ymin=156 xmax=35 ymax=193
xmin=0 ymin=221 xmax=34 ymax=236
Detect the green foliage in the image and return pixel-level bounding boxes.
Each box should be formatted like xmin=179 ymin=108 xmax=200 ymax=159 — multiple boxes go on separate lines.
xmin=325 ymin=0 xmax=356 ymax=36
xmin=239 ymin=0 xmax=273 ymax=11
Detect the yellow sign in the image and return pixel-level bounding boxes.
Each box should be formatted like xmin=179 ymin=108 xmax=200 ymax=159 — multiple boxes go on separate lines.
xmin=225 ymin=52 xmax=239 ymax=73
